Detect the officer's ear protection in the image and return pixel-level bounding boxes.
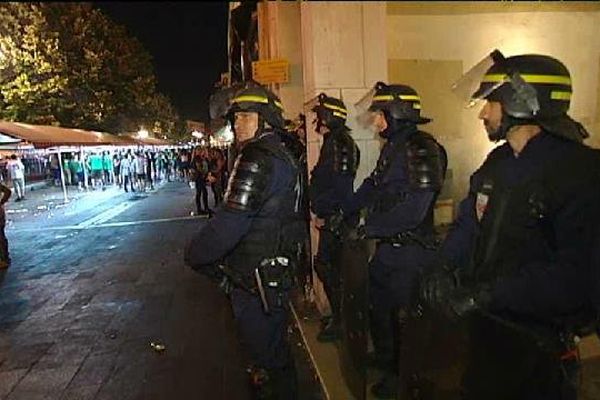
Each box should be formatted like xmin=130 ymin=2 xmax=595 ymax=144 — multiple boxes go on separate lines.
xmin=489 ymin=50 xmax=540 ymax=118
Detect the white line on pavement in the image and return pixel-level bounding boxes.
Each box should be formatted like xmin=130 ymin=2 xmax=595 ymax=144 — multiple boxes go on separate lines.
xmin=8 ymin=215 xmax=207 ymax=233
xmin=75 ymin=201 xmax=135 ymax=228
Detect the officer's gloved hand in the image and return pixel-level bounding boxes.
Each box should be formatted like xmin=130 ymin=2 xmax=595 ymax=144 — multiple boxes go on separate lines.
xmin=448 ymin=285 xmax=492 ymax=317
xmin=419 ymin=264 xmax=461 ymax=308
xmin=445 ymin=285 xmax=492 ymax=318
xmin=218 ymin=275 xmax=234 ymax=295
xmin=339 ymin=212 xmax=364 ymax=242
xmin=327 ymin=208 xmax=345 ymax=237
xmin=344 ymin=224 xmax=366 ymax=242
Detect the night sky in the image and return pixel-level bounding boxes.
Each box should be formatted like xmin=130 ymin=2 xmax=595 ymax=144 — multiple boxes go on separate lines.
xmin=94 ymin=2 xmax=229 ymax=124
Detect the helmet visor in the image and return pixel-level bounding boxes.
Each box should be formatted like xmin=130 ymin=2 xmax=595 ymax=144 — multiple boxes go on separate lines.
xmin=209 ymin=85 xmax=242 ymax=120
xmin=354 ymin=86 xmax=378 ymax=129
xmin=451 ymin=52 xmax=505 ymax=108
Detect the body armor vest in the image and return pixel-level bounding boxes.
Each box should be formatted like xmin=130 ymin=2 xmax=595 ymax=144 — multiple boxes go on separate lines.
xmin=226 ymin=133 xmax=305 ymax=279
xmin=369 ymin=129 xmax=446 ymax=237
xmin=467 ymin=141 xmax=599 ymax=286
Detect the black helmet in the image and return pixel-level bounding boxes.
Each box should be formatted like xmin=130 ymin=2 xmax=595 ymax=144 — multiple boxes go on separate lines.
xmin=309 ymin=93 xmax=348 ymax=130
xmin=473 ymin=53 xmax=571 ymax=120
xmin=467 ymin=51 xmax=587 ymax=141
xmin=227 ymin=84 xmax=285 ymax=131
xmin=367 ymin=82 xmax=431 ymax=124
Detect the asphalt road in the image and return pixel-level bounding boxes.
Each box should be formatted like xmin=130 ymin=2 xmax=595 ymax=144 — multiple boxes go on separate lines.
xmin=0 ymin=181 xmax=305 ymax=400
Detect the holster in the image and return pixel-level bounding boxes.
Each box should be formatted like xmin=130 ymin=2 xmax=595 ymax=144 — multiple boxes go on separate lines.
xmin=254 ymin=257 xmax=293 ymax=314
xmin=219 ymin=257 xmax=293 ymax=314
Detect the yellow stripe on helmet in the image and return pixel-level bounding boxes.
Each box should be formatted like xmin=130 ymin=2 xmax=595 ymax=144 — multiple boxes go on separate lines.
xmin=332 ymin=111 xmax=347 ymax=119
xmin=323 ymin=102 xmax=347 ymax=114
xmin=233 ymin=95 xmax=269 ymax=104
xmin=399 ymin=95 xmax=420 ymax=101
xmin=482 ymin=74 xmax=572 ymax=86
xmin=413 ymin=103 xmax=422 ymax=110
xmin=550 ymin=91 xmax=572 ymax=101
xmin=373 ymin=95 xmax=394 ymax=102
xmin=233 ymin=95 xmax=283 ymax=110
xmin=373 ymin=94 xmax=421 ymax=102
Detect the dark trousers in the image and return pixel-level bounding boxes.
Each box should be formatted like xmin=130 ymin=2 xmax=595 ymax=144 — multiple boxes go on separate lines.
xmin=369 ymin=243 xmax=434 ymax=371
xmin=211 ymin=182 xmax=223 ymax=206
xmin=146 ymin=168 xmax=154 ymax=189
xmin=123 ymin=175 xmax=134 ymax=192
xmin=230 ymin=288 xmax=297 ymax=399
xmin=314 ymin=229 xmax=342 ymax=321
xmin=0 ymin=210 xmax=8 ymax=263
xmin=195 ymin=178 xmax=209 ymax=213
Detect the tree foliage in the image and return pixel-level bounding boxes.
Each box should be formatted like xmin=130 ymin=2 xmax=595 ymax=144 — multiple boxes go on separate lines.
xmin=0 ymin=2 xmax=183 ymax=137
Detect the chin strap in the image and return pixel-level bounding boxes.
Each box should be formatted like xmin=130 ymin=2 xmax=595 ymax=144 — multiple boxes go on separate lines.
xmin=489 ymin=113 xmax=533 ymax=142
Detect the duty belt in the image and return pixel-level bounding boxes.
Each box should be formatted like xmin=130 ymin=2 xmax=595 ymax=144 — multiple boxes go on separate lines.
xmin=218 ymin=256 xmax=292 ymax=314
xmin=375 ymin=230 xmax=439 ymax=250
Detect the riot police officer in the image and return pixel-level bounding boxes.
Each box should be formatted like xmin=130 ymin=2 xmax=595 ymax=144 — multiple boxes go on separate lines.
xmin=347 ymin=82 xmax=447 ymax=398
xmin=307 ymin=93 xmax=360 ymax=342
xmin=419 ymin=51 xmax=600 ymax=400
xmin=184 ymin=84 xmax=305 ymax=399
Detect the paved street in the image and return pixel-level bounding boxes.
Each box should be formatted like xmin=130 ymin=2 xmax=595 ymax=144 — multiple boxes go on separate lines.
xmin=0 ymin=181 xmax=322 ymax=400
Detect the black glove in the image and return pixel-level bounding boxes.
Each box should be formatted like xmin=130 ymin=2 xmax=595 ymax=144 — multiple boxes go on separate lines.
xmin=190 ymin=262 xmax=226 ymax=284
xmin=420 ymin=267 xmax=492 ymax=320
xmin=327 ymin=209 xmax=345 ymax=237
xmin=218 ymin=275 xmax=234 ymax=295
xmin=448 ymin=285 xmax=493 ymax=317
xmin=419 ymin=264 xmax=461 ymax=308
xmin=339 ymin=209 xmax=367 ymax=242
xmin=319 ymin=209 xmax=345 ymax=238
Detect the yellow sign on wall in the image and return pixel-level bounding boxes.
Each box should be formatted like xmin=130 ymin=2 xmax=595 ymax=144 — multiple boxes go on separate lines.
xmin=251 ymin=59 xmax=290 ymax=84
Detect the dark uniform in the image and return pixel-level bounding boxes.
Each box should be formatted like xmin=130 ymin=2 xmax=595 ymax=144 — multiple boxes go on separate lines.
xmin=307 ymin=93 xmax=360 ymax=342
xmin=420 ymin=51 xmax=600 ymax=400
xmin=348 ymin=82 xmax=447 ymax=398
xmin=185 ymin=85 xmax=305 ymax=399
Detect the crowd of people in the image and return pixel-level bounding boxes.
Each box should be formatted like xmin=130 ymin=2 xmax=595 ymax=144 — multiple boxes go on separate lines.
xmin=45 ymin=148 xmax=228 ymax=196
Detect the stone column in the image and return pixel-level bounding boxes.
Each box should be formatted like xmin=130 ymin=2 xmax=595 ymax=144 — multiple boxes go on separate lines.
xmin=256 ymin=1 xmax=388 ymax=313
xmin=299 ymin=2 xmax=388 ymax=312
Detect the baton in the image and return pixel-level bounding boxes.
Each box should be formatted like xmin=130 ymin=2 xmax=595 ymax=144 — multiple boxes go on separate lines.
xmin=254 ymin=268 xmax=270 ymax=314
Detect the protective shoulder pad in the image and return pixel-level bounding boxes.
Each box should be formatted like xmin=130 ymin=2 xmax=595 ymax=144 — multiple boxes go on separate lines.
xmin=406 ymin=131 xmax=447 ymax=191
xmin=333 ymin=130 xmax=360 ymax=175
xmin=223 ymin=144 xmax=273 ymax=212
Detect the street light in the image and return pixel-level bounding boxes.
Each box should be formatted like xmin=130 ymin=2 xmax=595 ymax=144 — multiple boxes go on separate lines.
xmin=137 ymin=128 xmax=149 ymax=139
xmin=191 ymin=130 xmax=204 ymax=139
